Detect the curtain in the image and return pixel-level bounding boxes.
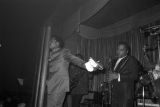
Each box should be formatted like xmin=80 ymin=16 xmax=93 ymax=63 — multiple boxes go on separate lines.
xmin=75 ymin=28 xmax=145 ymax=91
xmin=74 ymin=18 xmax=159 ymax=91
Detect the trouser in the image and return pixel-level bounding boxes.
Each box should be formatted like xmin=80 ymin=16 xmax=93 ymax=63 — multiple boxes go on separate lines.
xmin=111 ymin=98 xmax=133 ymax=107
xmin=71 ymin=94 xmax=83 ymax=107
xmin=111 ymin=89 xmax=134 ymax=107
xmin=47 ymin=92 xmax=66 ymax=107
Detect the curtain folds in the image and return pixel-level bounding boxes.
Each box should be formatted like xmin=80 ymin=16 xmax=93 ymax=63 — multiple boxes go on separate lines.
xmin=75 ymin=28 xmax=147 ymax=92
xmin=62 ymin=19 xmax=160 ymax=95
xmin=75 ymin=18 xmax=160 ymax=91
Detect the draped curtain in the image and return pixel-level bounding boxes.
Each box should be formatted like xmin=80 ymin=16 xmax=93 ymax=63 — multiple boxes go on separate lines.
xmin=74 ymin=19 xmax=160 ymax=91
xmin=75 ymin=28 xmax=145 ymax=91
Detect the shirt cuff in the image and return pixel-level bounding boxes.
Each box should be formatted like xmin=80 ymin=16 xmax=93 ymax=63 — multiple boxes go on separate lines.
xmin=118 ymin=73 xmax=120 ymax=82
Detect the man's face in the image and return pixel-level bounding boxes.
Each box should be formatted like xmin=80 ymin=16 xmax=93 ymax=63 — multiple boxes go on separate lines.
xmin=117 ymin=44 xmax=128 ymax=58
xmin=49 ymin=39 xmax=60 ymax=49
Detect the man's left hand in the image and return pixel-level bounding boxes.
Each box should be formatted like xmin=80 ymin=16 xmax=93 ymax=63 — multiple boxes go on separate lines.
xmin=108 ymin=73 xmax=119 ymax=82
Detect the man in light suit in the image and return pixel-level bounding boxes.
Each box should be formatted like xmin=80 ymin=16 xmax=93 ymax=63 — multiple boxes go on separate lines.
xmin=109 ymin=42 xmax=139 ymax=107
xmin=46 ymin=36 xmax=98 ymax=107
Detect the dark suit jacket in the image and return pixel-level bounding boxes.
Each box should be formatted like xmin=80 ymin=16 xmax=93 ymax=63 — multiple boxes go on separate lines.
xmin=46 ymin=49 xmax=86 ymax=94
xmin=69 ymin=63 xmax=89 ymax=94
xmin=111 ymin=55 xmax=139 ymax=106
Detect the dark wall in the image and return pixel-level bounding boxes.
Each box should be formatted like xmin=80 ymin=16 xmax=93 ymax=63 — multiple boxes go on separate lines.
xmin=0 ymin=0 xmax=52 ymax=97
xmin=2 ymin=26 xmax=43 ymax=96
xmin=0 ymin=29 xmax=3 ymax=95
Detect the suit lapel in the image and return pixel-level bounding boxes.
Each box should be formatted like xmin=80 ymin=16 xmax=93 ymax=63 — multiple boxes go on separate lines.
xmin=114 ymin=56 xmax=129 ymax=73
xmin=111 ymin=58 xmax=118 ymax=69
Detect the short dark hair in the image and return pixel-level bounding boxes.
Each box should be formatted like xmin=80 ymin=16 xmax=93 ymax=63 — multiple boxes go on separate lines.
xmin=50 ymin=35 xmax=64 ymax=48
xmin=118 ymin=41 xmax=131 ymax=55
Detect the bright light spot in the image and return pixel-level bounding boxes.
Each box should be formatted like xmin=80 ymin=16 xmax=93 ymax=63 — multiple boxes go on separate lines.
xmin=89 ymin=57 xmax=98 ymax=67
xmin=85 ymin=61 xmax=94 ymax=72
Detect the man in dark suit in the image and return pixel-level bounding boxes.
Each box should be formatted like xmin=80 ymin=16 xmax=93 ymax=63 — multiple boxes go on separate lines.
xmin=108 ymin=42 xmax=139 ymax=107
xmin=69 ymin=54 xmax=89 ymax=107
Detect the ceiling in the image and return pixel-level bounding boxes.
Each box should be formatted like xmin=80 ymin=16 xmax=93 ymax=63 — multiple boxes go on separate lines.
xmin=0 ymin=0 xmax=57 ymax=32
xmin=1 ymin=0 xmax=160 ymax=34
xmin=0 ymin=0 xmax=87 ymax=36
xmin=82 ymin=0 xmax=160 ymax=29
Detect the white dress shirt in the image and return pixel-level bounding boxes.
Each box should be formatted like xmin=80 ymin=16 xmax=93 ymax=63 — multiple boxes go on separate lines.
xmin=114 ymin=56 xmax=127 ymax=82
